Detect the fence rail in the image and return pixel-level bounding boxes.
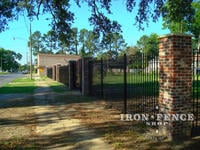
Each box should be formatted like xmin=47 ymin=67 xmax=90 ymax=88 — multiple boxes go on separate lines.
xmin=90 ymin=53 xmax=159 ymax=114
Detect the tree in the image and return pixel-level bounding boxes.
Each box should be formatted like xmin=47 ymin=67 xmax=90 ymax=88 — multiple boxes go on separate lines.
xmin=28 ymin=31 xmax=44 ymax=56
xmin=0 ymin=48 xmax=22 ymax=72
xmin=101 ymin=32 xmax=127 ymax=59
xmin=135 ymin=33 xmax=159 ymax=58
xmin=85 ymin=30 xmax=100 ymax=57
xmin=0 ymin=0 xmax=194 ymax=36
xmin=79 ymin=29 xmax=100 ymax=57
xmin=69 ymin=27 xmax=79 ymax=55
xmin=190 ymin=1 xmax=200 ymax=46
xmin=162 ymin=0 xmax=194 ymax=33
xmin=79 ymin=28 xmax=88 ymax=56
xmin=162 ymin=1 xmax=200 ymax=48
xmin=42 ymin=30 xmax=58 ymax=53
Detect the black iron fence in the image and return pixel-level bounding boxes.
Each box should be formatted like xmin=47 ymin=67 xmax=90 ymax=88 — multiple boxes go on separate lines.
xmin=192 ymin=51 xmax=200 ymax=137
xmin=90 ymin=53 xmax=159 ymax=114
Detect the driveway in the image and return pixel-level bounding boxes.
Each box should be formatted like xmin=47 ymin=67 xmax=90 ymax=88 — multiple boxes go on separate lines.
xmin=0 ymin=73 xmax=24 ymax=87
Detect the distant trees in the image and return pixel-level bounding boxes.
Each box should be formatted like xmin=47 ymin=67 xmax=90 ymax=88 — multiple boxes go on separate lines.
xmin=101 ymin=33 xmax=127 ymax=59
xmin=136 ymin=33 xmax=159 ymax=57
xmin=29 ymin=28 xmax=126 ymax=57
xmin=0 ymin=48 xmax=22 ymax=72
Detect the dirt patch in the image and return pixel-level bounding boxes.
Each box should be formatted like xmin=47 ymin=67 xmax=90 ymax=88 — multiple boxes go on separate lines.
xmin=0 ymin=93 xmax=36 ymax=149
xmin=1 ymin=77 xmax=199 ymax=150
xmin=30 ymin=80 xmax=113 ymax=149
xmin=69 ymin=98 xmax=200 ymax=150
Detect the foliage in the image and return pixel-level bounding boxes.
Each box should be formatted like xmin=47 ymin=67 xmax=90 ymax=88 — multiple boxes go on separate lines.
xmin=101 ymin=32 xmax=127 ymax=59
xmin=162 ymin=0 xmax=200 ymax=43
xmin=20 ymin=64 xmax=29 ymax=71
xmin=28 ymin=31 xmax=43 ymax=56
xmin=29 ymin=30 xmax=61 ymax=56
xmin=42 ymin=30 xmax=58 ymax=53
xmin=118 ymin=33 xmax=159 ymax=69
xmin=162 ymin=0 xmax=194 ymax=33
xmin=0 ymin=0 xmax=194 ymax=38
xmin=0 ymin=48 xmax=22 ymax=72
xmin=190 ymin=1 xmax=200 ymax=41
xmin=69 ymin=27 xmax=79 ymax=55
xmin=79 ymin=28 xmax=99 ymax=56
xmin=135 ymin=33 xmax=159 ymax=57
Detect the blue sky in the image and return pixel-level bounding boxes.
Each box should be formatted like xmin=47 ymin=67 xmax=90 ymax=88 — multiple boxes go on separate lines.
xmin=0 ymin=1 xmax=169 ymax=65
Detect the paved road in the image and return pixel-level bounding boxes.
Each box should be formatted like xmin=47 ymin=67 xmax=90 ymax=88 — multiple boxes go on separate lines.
xmin=0 ymin=73 xmax=24 ymax=87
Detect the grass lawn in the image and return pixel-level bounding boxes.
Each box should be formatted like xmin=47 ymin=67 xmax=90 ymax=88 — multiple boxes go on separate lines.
xmin=92 ymin=72 xmax=159 ymax=99
xmin=93 ymin=72 xmax=200 ymax=99
xmin=46 ymin=79 xmax=68 ymax=93
xmin=0 ymin=77 xmax=36 ymax=94
xmin=0 ymin=72 xmax=9 ymax=75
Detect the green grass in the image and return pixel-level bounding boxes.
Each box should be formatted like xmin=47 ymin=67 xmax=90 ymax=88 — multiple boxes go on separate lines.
xmin=47 ymin=80 xmax=68 ymax=93
xmin=0 ymin=72 xmax=9 ymax=75
xmin=92 ymin=72 xmax=159 ymax=98
xmin=0 ymin=78 xmax=36 ymax=94
xmin=93 ymin=72 xmax=200 ymax=99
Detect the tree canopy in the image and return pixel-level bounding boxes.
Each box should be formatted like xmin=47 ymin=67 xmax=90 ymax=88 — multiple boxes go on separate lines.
xmin=0 ymin=47 xmax=22 ymax=72
xmin=0 ymin=0 xmax=195 ymax=38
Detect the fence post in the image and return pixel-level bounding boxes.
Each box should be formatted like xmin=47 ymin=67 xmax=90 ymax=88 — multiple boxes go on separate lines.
xmin=82 ymin=57 xmax=92 ymax=96
xmin=69 ymin=60 xmax=77 ymax=90
xmin=56 ymin=64 xmax=61 ymax=82
xmin=52 ymin=65 xmax=56 ymax=81
xmin=158 ymin=34 xmax=192 ymax=140
xmin=124 ymin=53 xmax=127 ymax=114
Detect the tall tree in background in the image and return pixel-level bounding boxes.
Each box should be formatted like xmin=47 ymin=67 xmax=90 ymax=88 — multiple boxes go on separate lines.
xmin=0 ymin=48 xmax=22 ymax=72
xmin=69 ymin=27 xmax=79 ymax=55
xmin=29 ymin=31 xmax=43 ymax=56
xmin=79 ymin=28 xmax=88 ymax=56
xmin=85 ymin=31 xmax=100 ymax=57
xmin=42 ymin=30 xmax=58 ymax=53
xmin=101 ymin=32 xmax=127 ymax=59
xmin=79 ymin=29 xmax=100 ymax=57
xmin=136 ymin=33 xmax=159 ymax=58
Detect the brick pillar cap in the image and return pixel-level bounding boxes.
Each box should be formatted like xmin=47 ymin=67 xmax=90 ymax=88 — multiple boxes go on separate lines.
xmin=158 ymin=33 xmax=192 ymax=39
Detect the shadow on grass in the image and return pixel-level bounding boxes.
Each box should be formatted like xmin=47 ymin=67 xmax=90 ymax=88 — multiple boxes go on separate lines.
xmin=0 ymin=86 xmax=37 ymax=94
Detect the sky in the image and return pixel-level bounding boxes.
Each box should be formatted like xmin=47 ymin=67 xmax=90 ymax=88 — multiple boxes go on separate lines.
xmin=0 ymin=1 xmax=169 ymax=65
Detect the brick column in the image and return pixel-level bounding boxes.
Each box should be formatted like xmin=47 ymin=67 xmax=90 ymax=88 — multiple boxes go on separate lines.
xmin=69 ymin=60 xmax=77 ymax=90
xmin=52 ymin=65 xmax=56 ymax=81
xmin=158 ymin=34 xmax=192 ymax=140
xmin=56 ymin=64 xmax=61 ymax=82
xmin=82 ymin=57 xmax=92 ymax=96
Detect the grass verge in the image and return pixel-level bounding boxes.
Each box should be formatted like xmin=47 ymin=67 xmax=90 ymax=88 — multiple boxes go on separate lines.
xmin=0 ymin=72 xmax=8 ymax=75
xmin=46 ymin=79 xmax=68 ymax=93
xmin=0 ymin=77 xmax=36 ymax=94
